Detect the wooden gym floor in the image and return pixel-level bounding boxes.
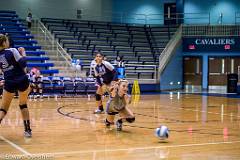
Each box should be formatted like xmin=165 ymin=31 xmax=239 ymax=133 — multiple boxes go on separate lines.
xmin=0 ymin=93 xmax=240 ymax=160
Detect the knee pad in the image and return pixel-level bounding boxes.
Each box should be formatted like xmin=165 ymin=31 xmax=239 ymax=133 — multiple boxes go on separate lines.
xmin=0 ymin=108 xmax=7 ymax=115
xmin=19 ymin=104 xmax=28 ymax=110
xmin=126 ymin=117 xmax=135 ymax=123
xmin=95 ymin=94 xmax=102 ymax=101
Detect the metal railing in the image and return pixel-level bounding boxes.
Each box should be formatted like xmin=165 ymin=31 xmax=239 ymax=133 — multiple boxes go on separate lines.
xmin=180 ymin=12 xmax=210 ymax=24
xmin=182 ymin=25 xmax=240 ymax=36
xmin=158 ymin=25 xmax=182 ymax=81
xmin=36 ymin=20 xmax=54 ymax=49
xmin=40 ymin=8 xmax=210 ymax=25
xmin=124 ymin=64 xmax=157 ymax=83
xmin=35 ymin=18 xmax=72 ymax=68
xmin=79 ymin=12 xmax=211 ymax=25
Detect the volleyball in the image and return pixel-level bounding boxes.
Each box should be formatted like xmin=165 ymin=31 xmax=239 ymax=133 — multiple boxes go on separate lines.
xmin=155 ymin=125 xmax=169 ymax=139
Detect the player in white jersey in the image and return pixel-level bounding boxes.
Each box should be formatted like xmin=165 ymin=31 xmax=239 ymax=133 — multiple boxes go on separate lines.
xmin=93 ymin=51 xmax=117 ymax=114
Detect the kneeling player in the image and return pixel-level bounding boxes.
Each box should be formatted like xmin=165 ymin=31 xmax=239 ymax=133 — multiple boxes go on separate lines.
xmin=105 ymin=80 xmax=135 ymax=131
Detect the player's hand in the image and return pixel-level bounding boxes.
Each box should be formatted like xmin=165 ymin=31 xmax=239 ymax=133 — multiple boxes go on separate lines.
xmin=0 ymin=80 xmax=5 ymax=86
xmin=18 ymin=47 xmax=26 ymax=57
xmin=128 ymin=95 xmax=132 ymax=104
xmin=112 ymin=81 xmax=119 ymax=90
xmin=124 ymin=94 xmax=131 ymax=104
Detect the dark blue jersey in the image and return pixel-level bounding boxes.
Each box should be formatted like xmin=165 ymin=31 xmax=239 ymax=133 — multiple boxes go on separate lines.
xmin=94 ymin=61 xmax=117 ymax=85
xmin=0 ymin=48 xmax=27 ymax=81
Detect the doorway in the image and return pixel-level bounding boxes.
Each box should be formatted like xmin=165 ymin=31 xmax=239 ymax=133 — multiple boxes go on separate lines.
xmin=164 ymin=3 xmax=177 ymax=25
xmin=183 ymin=57 xmax=202 ymax=88
xmin=208 ymin=57 xmax=240 ymax=89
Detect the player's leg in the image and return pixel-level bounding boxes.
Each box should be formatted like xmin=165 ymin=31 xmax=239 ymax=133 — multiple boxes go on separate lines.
xmin=94 ymin=85 xmax=104 ymax=114
xmin=18 ymin=85 xmax=32 ymax=138
xmin=38 ymin=83 xmax=43 ymax=99
xmin=104 ymin=100 xmax=117 ymax=127
xmin=29 ymin=83 xmax=34 ymax=99
xmin=116 ymin=107 xmax=135 ymax=131
xmin=0 ymin=90 xmax=14 ymax=124
xmin=105 ymin=114 xmax=115 ymax=127
xmin=32 ymin=83 xmax=37 ymax=99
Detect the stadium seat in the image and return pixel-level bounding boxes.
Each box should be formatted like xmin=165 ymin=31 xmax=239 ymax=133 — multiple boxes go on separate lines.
xmin=40 ymin=70 xmax=59 ymax=75
xmin=26 ymin=56 xmax=49 ymax=61
xmin=63 ymin=77 xmax=75 ymax=95
xmin=26 ymin=51 xmax=46 ymax=56
xmin=27 ymin=63 xmax=54 ymax=68
xmin=52 ymin=77 xmax=64 ymax=94
xmin=85 ymin=77 xmax=96 ymax=94
xmin=74 ymin=77 xmax=86 ymax=94
xmin=42 ymin=77 xmax=53 ymax=94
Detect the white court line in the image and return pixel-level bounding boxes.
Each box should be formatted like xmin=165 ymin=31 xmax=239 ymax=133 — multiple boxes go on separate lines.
xmin=29 ymin=140 xmax=240 ymax=157
xmin=0 ymin=135 xmax=31 ymax=156
xmin=161 ymin=104 xmax=240 ymax=118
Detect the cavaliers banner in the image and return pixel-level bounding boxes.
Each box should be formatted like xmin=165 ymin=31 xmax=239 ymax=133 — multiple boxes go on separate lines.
xmin=183 ymin=37 xmax=240 ymax=52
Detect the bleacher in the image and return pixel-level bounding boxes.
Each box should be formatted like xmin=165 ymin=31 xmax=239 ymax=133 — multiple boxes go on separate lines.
xmin=41 ymin=18 xmax=178 ymax=79
xmin=0 ymin=10 xmax=58 ymax=75
xmin=41 ymin=76 xmax=96 ymax=95
xmin=149 ymin=26 xmax=178 ymax=57
xmin=0 ymin=11 xmax=180 ymax=94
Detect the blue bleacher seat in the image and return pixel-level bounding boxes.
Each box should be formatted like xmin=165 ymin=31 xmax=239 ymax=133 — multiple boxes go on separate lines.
xmin=0 ymin=26 xmax=25 ymax=30
xmin=0 ymin=21 xmax=18 ymax=25
xmin=26 ymin=51 xmax=45 ymax=56
xmin=63 ymin=77 xmax=75 ymax=94
xmin=15 ymin=46 xmax=41 ymax=50
xmin=74 ymin=77 xmax=86 ymax=94
xmin=27 ymin=63 xmax=54 ymax=68
xmin=0 ymin=17 xmax=20 ymax=21
xmin=85 ymin=77 xmax=96 ymax=93
xmin=0 ymin=13 xmax=18 ymax=17
xmin=42 ymin=77 xmax=53 ymax=94
xmin=14 ymin=40 xmax=38 ymax=45
xmin=40 ymin=70 xmax=59 ymax=75
xmin=0 ymin=11 xmax=16 ymax=14
xmin=52 ymin=77 xmax=64 ymax=94
xmin=0 ymin=30 xmax=29 ymax=34
xmin=11 ymin=35 xmax=34 ymax=39
xmin=26 ymin=56 xmax=49 ymax=61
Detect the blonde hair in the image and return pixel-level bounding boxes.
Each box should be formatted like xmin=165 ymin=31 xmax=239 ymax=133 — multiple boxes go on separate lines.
xmin=119 ymin=79 xmax=129 ymax=86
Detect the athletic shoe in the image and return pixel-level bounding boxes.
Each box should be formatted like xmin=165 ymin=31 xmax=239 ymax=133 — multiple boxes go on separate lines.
xmin=104 ymin=119 xmax=114 ymax=128
xmin=24 ymin=130 xmax=32 ymax=138
xmin=93 ymin=109 xmax=104 ymax=114
xmin=116 ymin=121 xmax=122 ymax=131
